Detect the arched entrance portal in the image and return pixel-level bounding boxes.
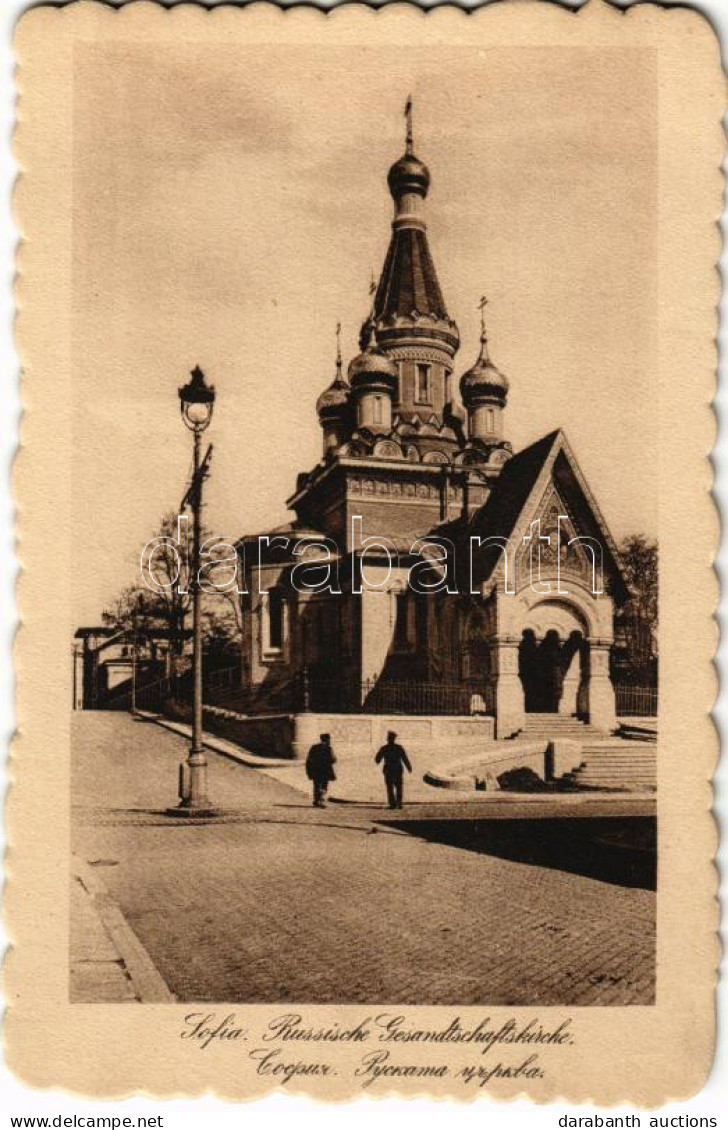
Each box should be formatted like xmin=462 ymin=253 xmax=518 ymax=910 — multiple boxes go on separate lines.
xmin=518 ymin=601 xmax=589 ymax=717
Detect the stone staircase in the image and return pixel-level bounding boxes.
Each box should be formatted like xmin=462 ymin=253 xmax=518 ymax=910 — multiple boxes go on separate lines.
xmin=563 ymin=743 xmax=657 ymax=792
xmin=517 ymin=714 xmax=604 ymax=740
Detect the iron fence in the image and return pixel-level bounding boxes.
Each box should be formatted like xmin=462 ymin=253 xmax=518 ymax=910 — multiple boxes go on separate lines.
xmin=202 ymin=669 xmax=495 ymax=717
xmin=360 ymin=678 xmax=493 ymax=716
xmin=303 ymin=673 xmax=495 ymax=716
xmin=101 ymin=665 xmax=653 ymax=723
xmin=614 ymin=684 xmax=658 ymax=717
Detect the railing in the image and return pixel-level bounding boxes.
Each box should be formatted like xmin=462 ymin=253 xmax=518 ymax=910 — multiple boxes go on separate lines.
xmin=303 ymin=673 xmax=495 ymax=717
xmin=105 ymin=663 xmax=239 ymax=715
xmin=200 ymin=669 xmax=495 ymax=718
xmin=204 ymin=664 xmax=243 ymax=694
xmin=360 ymin=678 xmax=493 ymax=716
xmin=106 ymin=665 xmax=651 ymax=723
xmin=614 ymin=684 xmax=658 ymax=717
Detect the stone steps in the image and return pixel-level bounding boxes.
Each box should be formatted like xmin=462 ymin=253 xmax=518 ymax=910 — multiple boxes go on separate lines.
xmin=579 ymin=767 xmax=656 ymax=776
xmin=581 ymin=760 xmax=655 ymax=768
xmin=520 ymin=714 xmax=600 ymax=739
xmin=521 ymin=727 xmax=602 ymax=740
xmin=565 ymin=744 xmax=657 ymax=792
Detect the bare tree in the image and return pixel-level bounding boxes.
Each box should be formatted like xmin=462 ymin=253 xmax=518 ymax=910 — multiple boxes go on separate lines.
xmin=104 ymin=514 xmax=245 ymax=680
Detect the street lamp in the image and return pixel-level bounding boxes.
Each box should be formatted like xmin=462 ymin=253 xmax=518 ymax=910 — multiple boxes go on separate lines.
xmin=176 ymin=365 xmax=216 ymax=815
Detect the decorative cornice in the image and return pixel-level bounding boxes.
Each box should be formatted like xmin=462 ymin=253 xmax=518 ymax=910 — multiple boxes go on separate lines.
xmin=347 ymin=475 xmax=462 ymax=503
xmin=376 ymin=322 xmax=459 ymax=357
xmin=384 ymin=344 xmax=454 ymax=366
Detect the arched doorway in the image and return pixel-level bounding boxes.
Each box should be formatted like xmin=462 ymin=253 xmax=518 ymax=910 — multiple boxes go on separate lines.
xmin=518 ymin=601 xmax=589 ymax=716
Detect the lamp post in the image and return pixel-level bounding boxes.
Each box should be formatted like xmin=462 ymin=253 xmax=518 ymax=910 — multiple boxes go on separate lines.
xmin=130 ymin=592 xmax=145 ymax=716
xmin=176 ymin=365 xmax=216 ymax=815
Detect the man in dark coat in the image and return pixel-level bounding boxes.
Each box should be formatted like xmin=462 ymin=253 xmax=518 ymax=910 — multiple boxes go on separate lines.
xmin=305 ymin=733 xmax=336 ymax=808
xmin=375 ymin=730 xmax=412 ymax=809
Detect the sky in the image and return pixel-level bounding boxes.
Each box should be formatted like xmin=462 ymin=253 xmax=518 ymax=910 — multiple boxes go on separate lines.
xmin=71 ymin=42 xmax=657 ymax=624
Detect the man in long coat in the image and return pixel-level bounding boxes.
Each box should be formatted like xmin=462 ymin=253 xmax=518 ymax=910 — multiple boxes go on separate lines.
xmin=305 ymin=733 xmax=336 ymax=808
xmin=375 ymin=730 xmax=412 ymax=809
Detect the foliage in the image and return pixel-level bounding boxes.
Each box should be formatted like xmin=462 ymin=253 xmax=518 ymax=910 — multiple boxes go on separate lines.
xmin=102 ymin=511 xmax=244 ymax=672
xmin=616 ymin=534 xmax=658 ymax=679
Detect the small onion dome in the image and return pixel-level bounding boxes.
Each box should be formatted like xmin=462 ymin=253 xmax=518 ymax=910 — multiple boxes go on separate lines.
xmin=387 ymin=152 xmax=430 ymax=201
xmin=316 ymin=377 xmax=349 ymax=421
xmin=348 ymin=326 xmax=398 ymax=392
xmin=460 ymin=341 xmax=509 ymax=407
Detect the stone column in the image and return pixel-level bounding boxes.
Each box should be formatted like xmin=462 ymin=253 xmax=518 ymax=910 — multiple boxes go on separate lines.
xmin=587 ymin=641 xmax=616 ymax=732
xmin=559 ymin=648 xmax=581 ymax=717
xmin=494 ymin=638 xmax=525 ymax=739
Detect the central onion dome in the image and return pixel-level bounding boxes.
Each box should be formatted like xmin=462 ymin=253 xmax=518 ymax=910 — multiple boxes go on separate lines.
xmin=387 ymin=152 xmax=430 ymax=201
xmin=369 ymin=99 xmax=459 ymax=366
xmin=348 ymin=324 xmax=398 ymax=392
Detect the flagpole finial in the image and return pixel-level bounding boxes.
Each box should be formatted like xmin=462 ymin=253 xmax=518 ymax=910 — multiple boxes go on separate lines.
xmin=335 ymin=321 xmax=342 ymax=375
xmin=405 ymin=95 xmax=413 ymax=155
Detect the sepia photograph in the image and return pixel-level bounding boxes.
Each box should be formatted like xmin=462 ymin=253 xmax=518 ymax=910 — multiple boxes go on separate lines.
xmin=69 ymin=41 xmax=658 ymax=1008
xmin=7 ymin=0 xmax=721 ymax=1105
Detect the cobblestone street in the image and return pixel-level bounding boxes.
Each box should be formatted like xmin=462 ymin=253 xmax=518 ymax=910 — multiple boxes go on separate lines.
xmin=71 ymin=714 xmax=656 ymax=1006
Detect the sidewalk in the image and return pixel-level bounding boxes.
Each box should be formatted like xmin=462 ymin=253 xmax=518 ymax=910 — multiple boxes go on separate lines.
xmin=143 ymin=712 xmax=656 ymax=812
xmin=70 ymin=855 xmax=174 ymax=1003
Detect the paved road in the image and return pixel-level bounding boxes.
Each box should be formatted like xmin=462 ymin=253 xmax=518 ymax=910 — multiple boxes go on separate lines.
xmin=72 ymin=713 xmax=656 ymax=1006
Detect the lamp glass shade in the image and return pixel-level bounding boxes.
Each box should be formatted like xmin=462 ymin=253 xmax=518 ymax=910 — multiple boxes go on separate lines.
xmin=181 ymin=398 xmax=213 ymax=430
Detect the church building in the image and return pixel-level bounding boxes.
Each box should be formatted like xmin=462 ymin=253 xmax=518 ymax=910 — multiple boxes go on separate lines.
xmin=236 ymin=105 xmax=628 ymax=749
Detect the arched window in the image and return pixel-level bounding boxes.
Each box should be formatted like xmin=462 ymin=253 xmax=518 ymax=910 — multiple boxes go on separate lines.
xmin=486 ymin=408 xmax=495 ymax=434
xmin=416 ymin=364 xmax=431 ymax=404
xmin=373 ymin=396 xmax=382 ymax=425
xmin=263 ymin=588 xmax=286 ymax=657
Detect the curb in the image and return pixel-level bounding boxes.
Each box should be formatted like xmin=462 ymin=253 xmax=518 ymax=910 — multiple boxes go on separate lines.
xmin=72 ymin=856 xmax=176 ymax=1003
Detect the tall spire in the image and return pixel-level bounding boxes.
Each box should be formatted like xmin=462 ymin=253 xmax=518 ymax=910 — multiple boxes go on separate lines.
xmin=374 ymin=100 xmax=453 ymax=327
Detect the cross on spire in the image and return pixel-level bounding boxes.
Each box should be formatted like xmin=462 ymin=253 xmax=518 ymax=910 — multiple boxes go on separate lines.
xmin=335 ymin=321 xmax=342 ymax=378
xmin=478 ymin=293 xmax=489 ymax=335
xmin=405 ymin=95 xmax=413 ymax=155
xmin=478 ymin=295 xmax=490 ymax=358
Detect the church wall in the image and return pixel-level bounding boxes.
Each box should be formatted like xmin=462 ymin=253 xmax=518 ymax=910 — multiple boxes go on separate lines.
xmin=345 ymin=496 xmax=444 ymax=549
xmin=243 ymin=561 xmax=295 ymax=688
xmin=294 ymin=492 xmax=348 ymax=547
xmin=203 ymin=710 xmax=494 ymax=762
xmin=290 ymin=711 xmax=494 ymax=761
xmin=358 ymin=565 xmax=411 ymax=684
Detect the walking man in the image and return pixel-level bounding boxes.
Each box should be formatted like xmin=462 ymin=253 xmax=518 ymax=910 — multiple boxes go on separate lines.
xmin=375 ymin=730 xmax=412 ymax=809
xmin=305 ymin=732 xmax=336 ymax=808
